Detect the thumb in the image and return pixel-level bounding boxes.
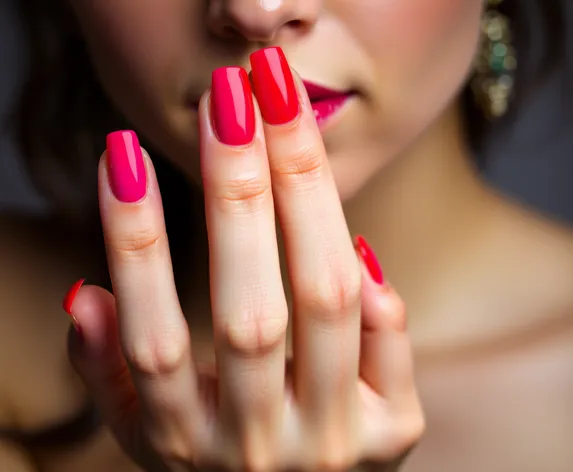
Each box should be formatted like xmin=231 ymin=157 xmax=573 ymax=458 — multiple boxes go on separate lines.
xmin=64 ymin=280 xmax=140 ymax=441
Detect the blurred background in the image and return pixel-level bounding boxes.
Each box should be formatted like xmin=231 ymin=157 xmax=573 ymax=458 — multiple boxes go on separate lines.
xmin=1 ymin=0 xmax=572 ymax=221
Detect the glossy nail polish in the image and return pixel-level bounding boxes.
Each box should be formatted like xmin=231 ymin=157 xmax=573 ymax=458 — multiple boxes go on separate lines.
xmin=250 ymin=46 xmax=299 ymax=125
xmin=211 ymin=67 xmax=255 ymax=146
xmin=106 ymin=130 xmax=147 ymax=203
xmin=63 ymin=278 xmax=85 ymax=332
xmin=355 ymin=236 xmax=384 ymax=285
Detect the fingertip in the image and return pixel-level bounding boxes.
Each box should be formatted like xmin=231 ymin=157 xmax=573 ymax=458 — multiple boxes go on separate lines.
xmin=198 ymin=87 xmax=211 ymax=123
xmin=250 ymin=47 xmax=302 ymax=127
xmin=359 ymin=267 xmax=407 ymax=333
xmin=197 ymin=87 xmax=220 ymax=147
xmin=98 ymin=134 xmax=164 ymax=237
xmin=290 ymin=68 xmax=309 ymax=103
xmin=70 ymin=284 xmax=116 ymax=328
xmin=355 ymin=235 xmax=384 ymax=286
xmin=101 ymin=130 xmax=149 ymax=204
xmin=67 ymin=321 xmax=85 ymax=367
xmin=379 ymin=287 xmax=408 ymax=333
xmin=64 ymin=282 xmax=115 ymax=367
xmin=63 ymin=278 xmax=86 ymax=315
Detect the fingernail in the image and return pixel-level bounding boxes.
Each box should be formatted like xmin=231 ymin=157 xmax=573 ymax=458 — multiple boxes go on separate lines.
xmin=250 ymin=46 xmax=299 ymax=125
xmin=211 ymin=66 xmax=255 ymax=146
xmin=63 ymin=278 xmax=85 ymax=332
xmin=106 ymin=130 xmax=147 ymax=203
xmin=355 ymin=236 xmax=384 ymax=285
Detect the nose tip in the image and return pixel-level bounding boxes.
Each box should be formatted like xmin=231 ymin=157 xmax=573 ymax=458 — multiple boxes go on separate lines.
xmin=208 ymin=0 xmax=318 ymax=43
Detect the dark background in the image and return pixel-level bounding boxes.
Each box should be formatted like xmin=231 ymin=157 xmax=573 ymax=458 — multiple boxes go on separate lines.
xmin=1 ymin=0 xmax=571 ymax=221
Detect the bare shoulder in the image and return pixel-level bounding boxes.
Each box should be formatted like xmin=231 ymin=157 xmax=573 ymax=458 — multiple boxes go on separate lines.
xmin=0 ymin=211 xmax=103 ymax=430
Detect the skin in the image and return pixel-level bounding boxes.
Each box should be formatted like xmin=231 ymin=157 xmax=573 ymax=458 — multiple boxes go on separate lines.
xmin=1 ymin=0 xmax=573 ymax=471
xmin=71 ymin=0 xmax=482 ymax=201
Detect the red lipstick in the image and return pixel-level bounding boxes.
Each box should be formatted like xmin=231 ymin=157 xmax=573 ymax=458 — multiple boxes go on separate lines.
xmin=302 ymin=81 xmax=354 ymax=127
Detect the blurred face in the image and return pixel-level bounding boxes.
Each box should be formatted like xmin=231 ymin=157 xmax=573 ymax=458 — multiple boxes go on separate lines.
xmin=71 ymin=0 xmax=483 ymax=200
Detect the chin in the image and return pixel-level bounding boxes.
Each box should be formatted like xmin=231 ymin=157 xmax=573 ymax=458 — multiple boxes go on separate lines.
xmin=327 ymin=150 xmax=383 ymax=202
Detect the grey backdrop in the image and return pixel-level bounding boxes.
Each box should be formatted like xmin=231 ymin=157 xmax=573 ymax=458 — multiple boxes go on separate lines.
xmin=1 ymin=0 xmax=571 ymax=221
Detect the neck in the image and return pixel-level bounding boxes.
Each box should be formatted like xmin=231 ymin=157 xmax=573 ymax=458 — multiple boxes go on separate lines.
xmin=344 ymin=101 xmax=496 ymax=310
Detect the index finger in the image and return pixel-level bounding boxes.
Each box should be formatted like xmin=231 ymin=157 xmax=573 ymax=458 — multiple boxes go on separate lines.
xmin=99 ymin=131 xmax=203 ymax=447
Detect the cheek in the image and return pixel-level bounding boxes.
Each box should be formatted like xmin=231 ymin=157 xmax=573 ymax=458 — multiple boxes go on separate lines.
xmin=341 ymin=0 xmax=481 ymax=66
xmin=367 ymin=1 xmax=478 ymax=52
xmin=339 ymin=0 xmax=483 ymax=114
xmin=72 ymin=1 xmax=200 ymax=118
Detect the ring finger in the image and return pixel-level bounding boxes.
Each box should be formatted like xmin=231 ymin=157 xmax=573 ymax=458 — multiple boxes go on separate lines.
xmin=250 ymin=48 xmax=362 ymax=443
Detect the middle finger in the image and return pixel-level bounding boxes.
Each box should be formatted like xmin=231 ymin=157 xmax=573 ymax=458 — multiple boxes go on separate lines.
xmin=250 ymin=47 xmax=362 ymax=438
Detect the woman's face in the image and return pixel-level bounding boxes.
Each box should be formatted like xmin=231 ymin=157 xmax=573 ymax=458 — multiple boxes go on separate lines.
xmin=71 ymin=0 xmax=483 ymax=200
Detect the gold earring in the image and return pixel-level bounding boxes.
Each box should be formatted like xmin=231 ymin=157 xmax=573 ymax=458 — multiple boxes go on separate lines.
xmin=471 ymin=0 xmax=517 ymax=119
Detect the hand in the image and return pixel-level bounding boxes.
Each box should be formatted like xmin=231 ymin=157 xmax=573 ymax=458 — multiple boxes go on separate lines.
xmin=65 ymin=47 xmax=424 ymax=471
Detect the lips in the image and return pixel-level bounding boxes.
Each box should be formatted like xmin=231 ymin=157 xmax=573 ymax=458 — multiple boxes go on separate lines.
xmin=302 ymin=81 xmax=354 ymax=127
xmin=190 ymin=79 xmax=353 ymax=128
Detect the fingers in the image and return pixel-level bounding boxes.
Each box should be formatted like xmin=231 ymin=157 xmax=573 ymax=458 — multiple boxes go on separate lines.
xmin=199 ymin=67 xmax=288 ymax=456
xmin=354 ymin=236 xmax=417 ymax=404
xmin=99 ymin=132 xmax=203 ymax=452
xmin=250 ymin=47 xmax=361 ymax=433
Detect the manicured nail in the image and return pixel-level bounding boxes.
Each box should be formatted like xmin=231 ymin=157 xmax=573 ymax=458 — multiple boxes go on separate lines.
xmin=211 ymin=67 xmax=255 ymax=146
xmin=250 ymin=46 xmax=299 ymax=125
xmin=355 ymin=236 xmax=384 ymax=285
xmin=63 ymin=278 xmax=85 ymax=332
xmin=106 ymin=130 xmax=147 ymax=203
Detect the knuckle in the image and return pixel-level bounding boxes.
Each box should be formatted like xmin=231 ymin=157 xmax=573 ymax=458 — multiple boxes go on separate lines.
xmin=213 ymin=175 xmax=271 ymax=215
xmin=300 ymin=271 xmax=361 ymax=322
xmin=151 ymin=436 xmax=195 ymax=465
xmin=124 ymin=331 xmax=190 ymax=376
xmin=223 ymin=312 xmax=288 ymax=357
xmin=313 ymin=449 xmax=356 ymax=472
xmin=272 ymin=145 xmax=325 ymax=186
xmin=109 ymin=228 xmax=163 ymax=260
xmin=241 ymin=448 xmax=277 ymax=472
xmin=392 ymin=412 xmax=426 ymax=454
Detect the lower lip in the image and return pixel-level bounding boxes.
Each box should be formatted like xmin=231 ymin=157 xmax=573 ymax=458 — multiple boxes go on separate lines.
xmin=190 ymin=93 xmax=354 ymax=127
xmin=310 ymin=94 xmax=354 ymax=128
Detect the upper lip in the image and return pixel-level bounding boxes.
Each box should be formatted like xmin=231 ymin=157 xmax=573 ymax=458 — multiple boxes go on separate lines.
xmin=189 ymin=79 xmax=352 ymax=108
xmin=302 ymin=80 xmax=352 ymax=102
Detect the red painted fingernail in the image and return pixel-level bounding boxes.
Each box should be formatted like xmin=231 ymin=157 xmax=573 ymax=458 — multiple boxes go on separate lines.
xmin=250 ymin=46 xmax=299 ymax=125
xmin=355 ymin=236 xmax=384 ymax=285
xmin=106 ymin=130 xmax=147 ymax=203
xmin=211 ymin=67 xmax=255 ymax=146
xmin=63 ymin=279 xmax=85 ymax=332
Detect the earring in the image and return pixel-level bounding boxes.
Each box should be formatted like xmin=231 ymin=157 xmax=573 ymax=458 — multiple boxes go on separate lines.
xmin=471 ymin=0 xmax=517 ymax=119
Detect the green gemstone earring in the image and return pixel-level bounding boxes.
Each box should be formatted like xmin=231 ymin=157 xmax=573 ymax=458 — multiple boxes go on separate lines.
xmin=471 ymin=0 xmax=517 ymax=120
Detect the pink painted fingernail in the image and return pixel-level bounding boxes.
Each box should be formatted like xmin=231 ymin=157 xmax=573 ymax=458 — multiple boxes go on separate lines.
xmin=211 ymin=67 xmax=255 ymax=146
xmin=355 ymin=236 xmax=384 ymax=285
xmin=106 ymin=130 xmax=147 ymax=203
xmin=250 ymin=47 xmax=299 ymax=125
xmin=63 ymin=278 xmax=85 ymax=333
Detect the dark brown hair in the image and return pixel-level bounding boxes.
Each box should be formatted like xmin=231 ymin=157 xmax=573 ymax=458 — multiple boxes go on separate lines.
xmin=9 ymin=0 xmax=568 ymax=225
